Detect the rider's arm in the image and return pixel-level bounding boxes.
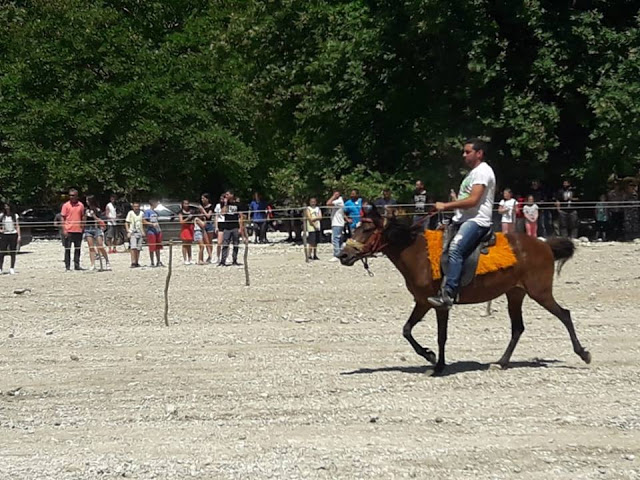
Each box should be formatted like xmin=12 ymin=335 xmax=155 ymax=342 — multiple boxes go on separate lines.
xmin=441 ymin=184 xmax=486 ymax=211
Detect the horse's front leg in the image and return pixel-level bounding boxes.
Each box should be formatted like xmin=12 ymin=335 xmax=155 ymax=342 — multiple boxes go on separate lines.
xmin=402 ymin=302 xmax=436 ymax=364
xmin=433 ymin=309 xmax=449 ymax=375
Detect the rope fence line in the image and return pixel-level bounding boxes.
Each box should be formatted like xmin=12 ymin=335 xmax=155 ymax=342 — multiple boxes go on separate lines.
xmin=9 ymin=200 xmax=640 ymax=228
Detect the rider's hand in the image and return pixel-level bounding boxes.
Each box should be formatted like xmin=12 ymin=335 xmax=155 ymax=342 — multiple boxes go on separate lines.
xmin=435 ymin=202 xmax=446 ymax=211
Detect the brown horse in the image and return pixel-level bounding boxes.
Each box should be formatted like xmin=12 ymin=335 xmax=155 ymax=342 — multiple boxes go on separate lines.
xmin=338 ymin=207 xmax=591 ymax=375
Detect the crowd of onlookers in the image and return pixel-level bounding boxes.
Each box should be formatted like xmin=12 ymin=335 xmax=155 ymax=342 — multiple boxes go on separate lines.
xmin=0 ymin=174 xmax=638 ymax=274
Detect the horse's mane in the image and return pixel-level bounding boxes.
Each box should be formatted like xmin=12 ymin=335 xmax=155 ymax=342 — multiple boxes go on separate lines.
xmin=382 ymin=216 xmax=423 ymax=250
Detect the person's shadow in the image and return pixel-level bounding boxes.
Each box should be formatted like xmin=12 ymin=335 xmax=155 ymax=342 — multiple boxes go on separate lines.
xmin=341 ymin=358 xmax=574 ymax=377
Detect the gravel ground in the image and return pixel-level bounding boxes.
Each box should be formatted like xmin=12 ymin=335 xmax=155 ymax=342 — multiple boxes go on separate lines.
xmin=1 ymin=238 xmax=639 ymax=479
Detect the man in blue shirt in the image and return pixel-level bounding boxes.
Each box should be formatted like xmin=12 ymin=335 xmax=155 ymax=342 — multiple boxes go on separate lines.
xmin=343 ymin=189 xmax=362 ymax=236
xmin=249 ymin=192 xmax=269 ymax=244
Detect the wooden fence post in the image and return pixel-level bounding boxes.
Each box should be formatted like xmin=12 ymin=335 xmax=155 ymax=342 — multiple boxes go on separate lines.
xmin=164 ymin=241 xmax=173 ymax=326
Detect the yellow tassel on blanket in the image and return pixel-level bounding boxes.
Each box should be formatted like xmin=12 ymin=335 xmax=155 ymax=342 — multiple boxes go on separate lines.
xmin=425 ymin=230 xmax=517 ymax=281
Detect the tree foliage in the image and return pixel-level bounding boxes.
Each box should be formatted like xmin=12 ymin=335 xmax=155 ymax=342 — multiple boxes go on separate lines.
xmin=1 ymin=0 xmax=638 ymax=205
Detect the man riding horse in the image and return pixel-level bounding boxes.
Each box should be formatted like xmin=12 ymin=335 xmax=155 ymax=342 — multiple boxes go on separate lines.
xmin=428 ymin=138 xmax=496 ymax=309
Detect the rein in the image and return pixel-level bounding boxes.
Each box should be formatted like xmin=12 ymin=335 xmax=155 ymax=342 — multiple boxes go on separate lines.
xmin=348 ymin=208 xmax=438 ymax=276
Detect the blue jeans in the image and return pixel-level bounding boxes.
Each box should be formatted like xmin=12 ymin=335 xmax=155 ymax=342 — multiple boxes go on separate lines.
xmin=332 ymin=226 xmax=343 ymax=257
xmin=444 ymin=221 xmax=490 ymax=295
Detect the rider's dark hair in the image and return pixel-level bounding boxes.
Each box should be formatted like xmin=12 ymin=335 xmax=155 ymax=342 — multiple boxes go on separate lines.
xmin=465 ymin=138 xmax=488 ymax=156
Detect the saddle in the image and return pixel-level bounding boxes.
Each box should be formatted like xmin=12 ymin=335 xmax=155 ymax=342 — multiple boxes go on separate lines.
xmin=440 ymin=224 xmax=496 ymax=289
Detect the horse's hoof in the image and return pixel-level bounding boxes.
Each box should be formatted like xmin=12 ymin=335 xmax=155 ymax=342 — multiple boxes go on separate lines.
xmin=580 ymin=350 xmax=592 ymax=364
xmin=432 ymin=364 xmax=446 ymax=376
xmin=489 ymin=362 xmax=508 ymax=371
xmin=424 ymin=350 xmax=437 ymax=365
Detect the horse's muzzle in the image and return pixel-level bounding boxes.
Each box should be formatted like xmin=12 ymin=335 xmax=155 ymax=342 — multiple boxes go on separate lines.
xmin=338 ymin=246 xmax=359 ymax=266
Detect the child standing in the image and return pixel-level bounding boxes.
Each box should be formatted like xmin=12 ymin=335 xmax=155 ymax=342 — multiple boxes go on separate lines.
xmin=179 ymin=199 xmax=194 ymax=265
xmin=498 ymin=188 xmax=517 ymax=234
xmin=304 ymin=197 xmax=322 ymax=260
xmin=194 ymin=214 xmax=207 ymax=264
xmin=595 ymin=194 xmax=609 ymax=241
xmin=523 ymin=195 xmax=539 ymax=238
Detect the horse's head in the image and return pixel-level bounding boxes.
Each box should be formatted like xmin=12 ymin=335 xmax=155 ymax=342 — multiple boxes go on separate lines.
xmin=338 ymin=205 xmax=386 ymax=266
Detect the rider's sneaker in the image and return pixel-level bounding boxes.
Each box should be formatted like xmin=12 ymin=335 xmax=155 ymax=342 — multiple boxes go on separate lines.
xmin=428 ymin=290 xmax=454 ymax=309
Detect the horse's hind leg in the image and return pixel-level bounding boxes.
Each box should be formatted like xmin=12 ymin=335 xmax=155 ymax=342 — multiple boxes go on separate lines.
xmin=530 ymin=290 xmax=591 ymax=364
xmin=495 ymin=288 xmax=526 ymax=368
xmin=403 ymin=302 xmax=437 ymax=364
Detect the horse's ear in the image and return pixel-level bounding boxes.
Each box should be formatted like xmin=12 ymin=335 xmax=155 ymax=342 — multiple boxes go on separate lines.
xmin=363 ymin=202 xmax=384 ymax=227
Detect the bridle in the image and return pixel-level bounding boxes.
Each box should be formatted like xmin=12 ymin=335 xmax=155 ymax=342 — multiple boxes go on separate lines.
xmin=344 ymin=226 xmax=387 ymax=276
xmin=345 ymin=208 xmax=439 ymax=276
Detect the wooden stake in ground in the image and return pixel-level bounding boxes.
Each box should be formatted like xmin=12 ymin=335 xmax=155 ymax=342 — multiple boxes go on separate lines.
xmin=243 ymin=227 xmax=250 ymax=287
xmin=164 ymin=241 xmax=173 ymax=326
xmin=302 ymin=213 xmax=309 ymax=263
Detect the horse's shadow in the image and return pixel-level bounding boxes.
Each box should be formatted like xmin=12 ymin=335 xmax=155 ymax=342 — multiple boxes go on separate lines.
xmin=341 ymin=358 xmax=575 ymax=377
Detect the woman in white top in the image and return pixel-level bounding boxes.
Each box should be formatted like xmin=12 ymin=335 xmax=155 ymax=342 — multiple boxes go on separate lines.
xmin=213 ymin=193 xmax=227 ymax=263
xmin=523 ymin=195 xmax=539 ymax=237
xmin=0 ymin=203 xmax=21 ymax=274
xmin=498 ymin=188 xmax=517 ymax=234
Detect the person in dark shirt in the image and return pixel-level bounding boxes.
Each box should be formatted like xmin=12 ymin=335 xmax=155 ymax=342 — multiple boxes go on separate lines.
xmin=374 ymin=188 xmax=398 ymax=217
xmin=219 ymin=192 xmax=244 ymax=266
xmin=413 ymin=180 xmax=428 ymax=224
xmin=554 ymin=179 xmax=579 ymax=238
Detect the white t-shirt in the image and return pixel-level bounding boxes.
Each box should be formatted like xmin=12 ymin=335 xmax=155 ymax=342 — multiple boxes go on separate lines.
xmin=106 ymin=202 xmax=117 ymax=226
xmin=452 ymin=162 xmax=496 ymax=228
xmin=214 ymin=203 xmax=224 ymax=223
xmin=499 ymin=198 xmax=517 ymax=224
xmin=306 ymin=206 xmax=321 ymax=231
xmin=0 ymin=214 xmax=19 ymax=234
xmin=125 ymin=210 xmax=143 ymax=234
xmin=331 ymin=197 xmax=345 ymax=228
xmin=523 ymin=204 xmax=539 ymax=222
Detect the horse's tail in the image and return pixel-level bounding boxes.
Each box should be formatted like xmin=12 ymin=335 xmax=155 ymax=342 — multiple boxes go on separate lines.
xmin=546 ymin=237 xmax=575 ymax=276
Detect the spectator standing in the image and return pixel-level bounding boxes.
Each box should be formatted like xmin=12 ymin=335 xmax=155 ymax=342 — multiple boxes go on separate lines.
xmin=219 ymin=192 xmax=243 ymax=266
xmin=343 ymin=189 xmax=362 ymax=236
xmin=54 ymin=207 xmax=64 ymax=245
xmin=249 ymin=192 xmax=269 ymax=244
xmin=595 ymin=194 xmax=609 ymax=241
xmin=142 ymin=199 xmax=164 ymax=267
xmin=125 ymin=202 xmax=144 ymax=267
xmin=374 ymin=188 xmax=398 ymax=217
xmin=0 ymin=203 xmax=21 ymax=275
xmin=304 ymin=197 xmax=322 ymax=260
xmin=529 ymin=180 xmax=549 ymax=237
xmin=555 ymin=179 xmax=579 ymax=238
xmin=622 ymin=178 xmax=640 ymax=240
xmin=179 ymin=199 xmax=194 ymax=265
xmin=515 ymin=194 xmax=526 ymax=233
xmin=498 ymin=188 xmax=517 ymax=233
xmin=199 ymin=193 xmax=214 ymax=263
xmin=194 ymin=214 xmax=207 ymax=265
xmin=214 ymin=194 xmax=226 ymax=263
xmin=61 ymin=189 xmax=85 ymax=271
xmin=327 ymin=191 xmax=346 ymax=262
xmin=84 ymin=195 xmax=111 ymax=271
xmin=105 ymin=194 xmax=118 ymax=254
xmin=413 ymin=180 xmax=428 ymax=223
xmin=607 ymin=177 xmax=624 ymax=240
xmin=523 ymin=195 xmax=539 ymax=238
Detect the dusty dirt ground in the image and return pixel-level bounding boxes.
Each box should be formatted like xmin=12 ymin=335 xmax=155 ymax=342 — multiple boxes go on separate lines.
xmin=1 ymin=238 xmax=639 ymax=479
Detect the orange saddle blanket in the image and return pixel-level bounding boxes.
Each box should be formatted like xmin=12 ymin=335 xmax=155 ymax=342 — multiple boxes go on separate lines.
xmin=424 ymin=230 xmax=517 ymax=281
